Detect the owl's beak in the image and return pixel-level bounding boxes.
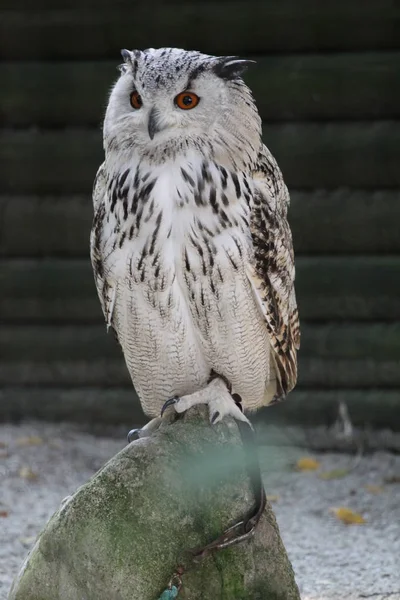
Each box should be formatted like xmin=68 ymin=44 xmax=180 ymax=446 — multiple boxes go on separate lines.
xmin=147 ymin=106 xmax=163 ymax=140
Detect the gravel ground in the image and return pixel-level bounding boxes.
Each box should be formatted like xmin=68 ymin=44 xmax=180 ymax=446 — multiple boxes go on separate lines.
xmin=1 ymin=421 xmax=399 ymax=600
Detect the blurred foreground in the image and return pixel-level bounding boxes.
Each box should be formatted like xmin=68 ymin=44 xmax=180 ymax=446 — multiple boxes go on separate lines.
xmin=1 ymin=421 xmax=399 ymax=600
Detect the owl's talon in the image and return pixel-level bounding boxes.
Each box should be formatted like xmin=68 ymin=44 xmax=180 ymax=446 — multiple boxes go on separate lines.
xmin=127 ymin=416 xmax=164 ymax=443
xmin=161 ymin=396 xmax=179 ymax=416
xmin=127 ymin=429 xmax=140 ymax=443
xmin=211 ymin=411 xmax=220 ymax=424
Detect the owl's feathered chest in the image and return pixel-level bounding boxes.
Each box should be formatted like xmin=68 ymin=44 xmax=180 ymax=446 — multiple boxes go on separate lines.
xmin=100 ymin=155 xmax=254 ymax=312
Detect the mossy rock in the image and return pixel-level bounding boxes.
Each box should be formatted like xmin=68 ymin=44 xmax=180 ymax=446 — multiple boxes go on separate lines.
xmin=9 ymin=407 xmax=300 ymax=600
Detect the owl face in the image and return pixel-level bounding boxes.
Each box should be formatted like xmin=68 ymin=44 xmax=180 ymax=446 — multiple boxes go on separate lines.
xmin=104 ymin=48 xmax=261 ymax=167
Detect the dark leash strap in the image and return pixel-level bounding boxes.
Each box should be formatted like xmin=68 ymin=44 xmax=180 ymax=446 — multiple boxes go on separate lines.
xmin=158 ymin=402 xmax=266 ymax=597
xmin=191 ymin=415 xmax=266 ymax=561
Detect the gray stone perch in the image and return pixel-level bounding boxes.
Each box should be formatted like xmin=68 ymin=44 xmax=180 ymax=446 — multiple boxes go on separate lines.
xmin=9 ymin=407 xmax=300 ymax=600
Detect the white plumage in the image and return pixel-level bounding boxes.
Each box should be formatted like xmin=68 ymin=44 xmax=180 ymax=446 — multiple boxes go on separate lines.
xmin=91 ymin=47 xmax=299 ymax=423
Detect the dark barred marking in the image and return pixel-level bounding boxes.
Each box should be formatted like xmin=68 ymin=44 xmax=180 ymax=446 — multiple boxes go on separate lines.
xmin=131 ymin=191 xmax=139 ymax=214
xmin=189 ymin=234 xmax=207 ymax=275
xmin=122 ymin=196 xmax=128 ymax=221
xmin=141 ymin=179 xmax=157 ymax=202
xmin=134 ymin=166 xmax=141 ymax=188
xmin=136 ymin=206 xmax=144 ymax=229
xmin=137 ymin=244 xmax=148 ymax=270
xmin=226 ymin=250 xmax=239 ymax=271
xmin=200 ymin=286 xmax=205 ymax=307
xmin=194 ymin=190 xmax=205 ymax=206
xmin=184 ymin=248 xmax=191 ymax=272
xmin=180 ymin=167 xmax=195 ymax=187
xmin=197 ymin=172 xmax=206 ymax=194
xmin=201 ymin=161 xmax=212 ymax=183
xmin=119 ymin=231 xmax=126 ymax=248
xmin=231 ymin=172 xmax=241 ymax=198
xmin=243 ymin=177 xmax=251 ymax=194
xmin=219 ymin=166 xmax=228 ymax=189
xmin=221 ymin=192 xmax=229 ymax=206
xmin=209 ymin=187 xmax=218 ymax=214
xmin=149 ymin=212 xmax=162 ymax=256
xmin=201 ymin=222 xmax=214 ymax=238
xmin=110 ymin=186 xmax=118 ymax=213
xmin=119 ymin=168 xmax=130 ymax=189
xmin=219 ymin=208 xmax=229 ymax=222
xmin=91 ymin=202 xmax=106 ymax=279
xmin=241 ymin=215 xmax=249 ymax=227
xmin=204 ymin=238 xmax=215 ymax=268
xmin=144 ymin=199 xmax=155 ymax=223
xmin=231 ymin=235 xmax=243 ymax=258
xmin=210 ymin=279 xmax=216 ymax=295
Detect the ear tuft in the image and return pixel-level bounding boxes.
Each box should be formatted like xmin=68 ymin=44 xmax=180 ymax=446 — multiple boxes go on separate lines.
xmin=213 ymin=56 xmax=256 ymax=80
xmin=120 ymin=49 xmax=142 ymax=76
xmin=121 ymin=49 xmax=132 ymax=63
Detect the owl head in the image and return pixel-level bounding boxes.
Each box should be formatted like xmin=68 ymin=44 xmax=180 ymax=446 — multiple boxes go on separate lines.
xmin=103 ymin=47 xmax=262 ymax=168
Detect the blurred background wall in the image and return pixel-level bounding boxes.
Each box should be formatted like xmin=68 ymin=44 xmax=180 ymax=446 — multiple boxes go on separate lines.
xmin=0 ymin=0 xmax=399 ymax=428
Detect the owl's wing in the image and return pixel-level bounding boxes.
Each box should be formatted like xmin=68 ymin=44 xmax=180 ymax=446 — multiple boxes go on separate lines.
xmin=247 ymin=144 xmax=300 ymax=403
xmin=90 ymin=163 xmax=118 ymax=334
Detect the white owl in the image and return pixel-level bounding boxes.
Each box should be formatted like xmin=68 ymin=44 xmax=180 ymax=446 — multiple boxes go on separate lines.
xmin=91 ymin=46 xmax=300 ymax=551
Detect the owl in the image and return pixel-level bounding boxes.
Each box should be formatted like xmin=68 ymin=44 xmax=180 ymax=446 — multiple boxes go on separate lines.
xmin=91 ymin=47 xmax=300 ymax=436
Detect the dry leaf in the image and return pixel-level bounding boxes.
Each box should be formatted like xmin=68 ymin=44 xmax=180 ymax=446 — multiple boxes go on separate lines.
xmin=16 ymin=436 xmax=44 ymax=447
xmin=19 ymin=466 xmax=38 ymax=481
xmin=330 ymin=507 xmax=366 ymax=525
xmin=266 ymin=494 xmax=280 ymax=503
xmin=48 ymin=440 xmax=61 ymax=449
xmin=319 ymin=468 xmax=350 ymax=480
xmin=365 ymin=485 xmax=384 ymax=494
xmin=384 ymin=475 xmax=400 ymax=484
xmin=19 ymin=536 xmax=36 ymax=546
xmin=0 ymin=510 xmax=9 ymax=518
xmin=296 ymin=457 xmax=320 ymax=471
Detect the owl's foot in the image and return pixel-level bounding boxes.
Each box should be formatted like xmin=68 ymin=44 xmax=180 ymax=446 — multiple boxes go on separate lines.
xmin=127 ymin=416 xmax=163 ymax=443
xmin=161 ymin=376 xmax=251 ymax=428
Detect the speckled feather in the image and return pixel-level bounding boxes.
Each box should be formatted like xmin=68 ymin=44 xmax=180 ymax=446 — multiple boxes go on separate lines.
xmin=90 ymin=48 xmax=299 ymax=417
xmin=249 ymin=144 xmax=300 ymax=401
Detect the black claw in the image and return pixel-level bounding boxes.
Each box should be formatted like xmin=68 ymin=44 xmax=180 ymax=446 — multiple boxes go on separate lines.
xmin=161 ymin=396 xmax=179 ymax=417
xmin=231 ymin=393 xmax=243 ymax=410
xmin=211 ymin=411 xmax=220 ymax=424
xmin=127 ymin=429 xmax=141 ymax=443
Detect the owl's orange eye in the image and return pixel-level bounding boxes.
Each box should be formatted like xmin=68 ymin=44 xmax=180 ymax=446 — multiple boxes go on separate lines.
xmin=130 ymin=91 xmax=143 ymax=109
xmin=174 ymin=92 xmax=200 ymax=110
